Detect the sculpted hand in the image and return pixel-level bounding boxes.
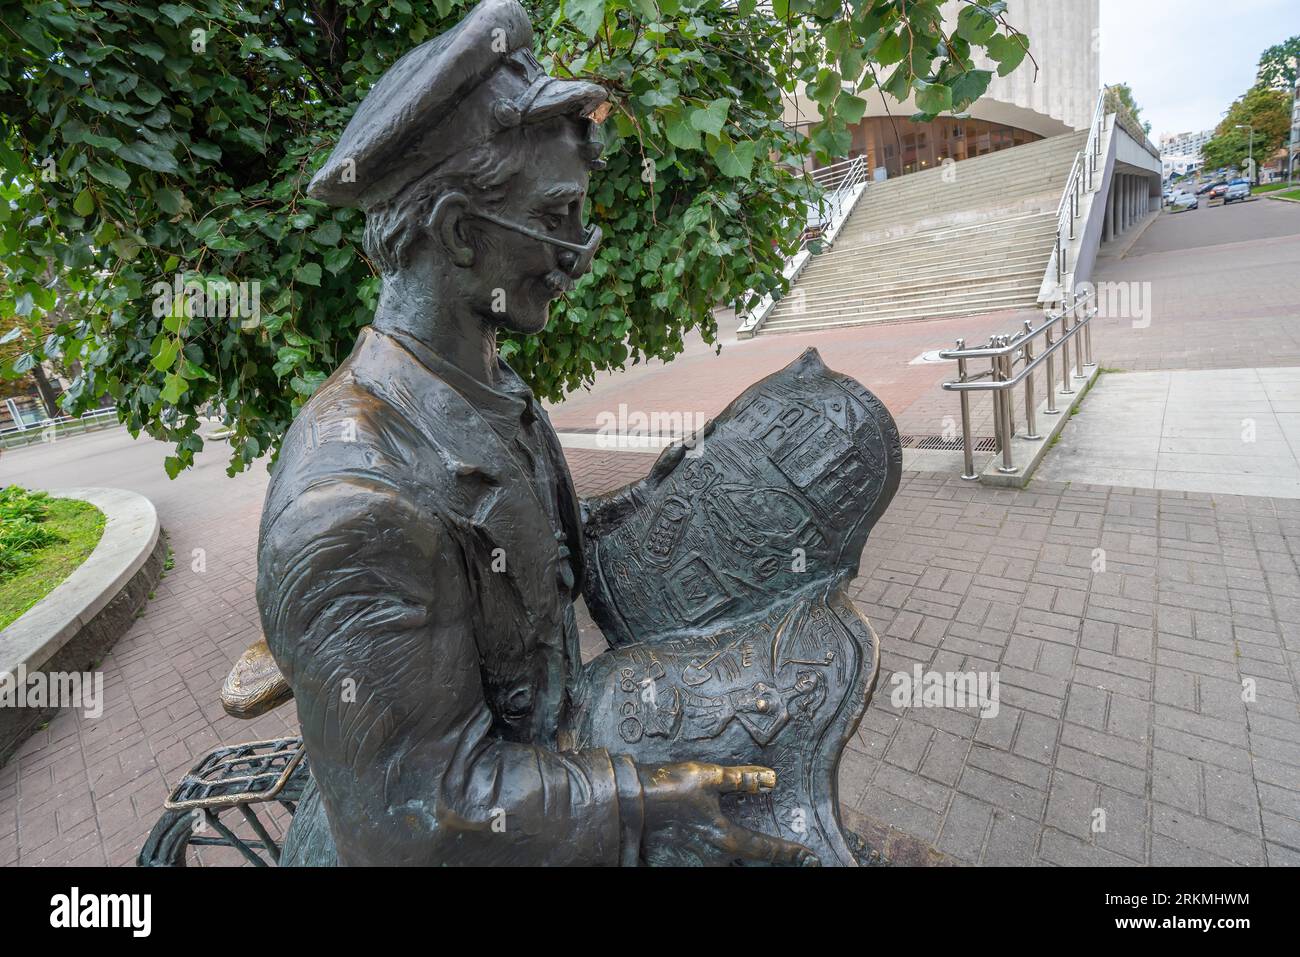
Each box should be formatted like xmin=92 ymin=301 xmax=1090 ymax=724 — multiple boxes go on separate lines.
xmin=636 ymin=761 xmax=820 ymax=867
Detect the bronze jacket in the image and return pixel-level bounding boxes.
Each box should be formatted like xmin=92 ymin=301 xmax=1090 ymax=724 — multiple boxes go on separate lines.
xmin=257 ymin=327 xmax=641 ymax=866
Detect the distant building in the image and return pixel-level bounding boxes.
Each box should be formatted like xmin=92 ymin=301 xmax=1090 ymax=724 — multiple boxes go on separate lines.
xmin=785 ymin=0 xmax=1101 ymax=180
xmin=1159 ymin=129 xmax=1214 ymax=179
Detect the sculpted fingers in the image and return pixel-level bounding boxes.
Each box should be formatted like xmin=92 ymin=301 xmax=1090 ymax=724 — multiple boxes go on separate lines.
xmin=716 ymin=765 xmax=777 ymax=794
xmin=722 ymin=824 xmax=821 ymax=867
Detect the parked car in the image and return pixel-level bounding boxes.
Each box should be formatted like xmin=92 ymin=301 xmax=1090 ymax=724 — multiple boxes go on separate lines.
xmin=1209 ymin=183 xmax=1230 ymax=199
xmin=1196 ymin=180 xmax=1225 ymax=195
xmin=1167 ymin=190 xmax=1198 ymax=210
xmin=1223 ymin=180 xmax=1251 ymax=204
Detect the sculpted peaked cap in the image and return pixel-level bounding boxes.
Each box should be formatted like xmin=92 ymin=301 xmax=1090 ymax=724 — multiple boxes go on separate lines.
xmin=307 ymin=0 xmax=607 ymax=210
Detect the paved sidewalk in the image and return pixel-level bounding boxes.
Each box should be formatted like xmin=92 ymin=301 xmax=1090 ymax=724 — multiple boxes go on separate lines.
xmin=1037 ymin=368 xmax=1300 ymax=498
xmin=843 ymin=470 xmax=1300 ymax=867
xmin=5 ymin=431 xmax=1300 ymax=866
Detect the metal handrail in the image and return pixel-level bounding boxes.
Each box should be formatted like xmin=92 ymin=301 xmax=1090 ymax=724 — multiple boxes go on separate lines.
xmin=801 ymin=154 xmax=868 ymax=248
xmin=0 ymin=405 xmax=119 ymax=438
xmin=809 ymin=155 xmax=867 ymax=193
xmin=737 ymin=154 xmax=869 ymax=336
xmin=1050 ymin=89 xmax=1108 ymax=289
xmin=939 ymin=288 xmax=1097 ymax=478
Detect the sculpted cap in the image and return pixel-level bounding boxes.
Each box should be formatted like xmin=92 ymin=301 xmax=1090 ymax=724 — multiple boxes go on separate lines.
xmin=308 ymin=0 xmax=608 ymax=210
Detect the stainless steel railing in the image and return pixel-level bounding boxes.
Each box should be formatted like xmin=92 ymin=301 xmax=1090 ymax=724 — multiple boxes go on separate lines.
xmin=0 ymin=405 xmax=121 ymax=447
xmin=1052 ymin=89 xmax=1108 ymax=288
xmin=939 ymin=288 xmax=1098 ymax=479
xmin=801 ymin=154 xmax=869 ymax=250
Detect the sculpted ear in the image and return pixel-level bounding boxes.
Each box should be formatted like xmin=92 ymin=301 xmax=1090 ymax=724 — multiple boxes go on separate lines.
xmin=428 ymin=191 xmax=475 ymax=268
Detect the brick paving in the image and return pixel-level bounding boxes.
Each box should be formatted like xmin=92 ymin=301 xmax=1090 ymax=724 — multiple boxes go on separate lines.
xmin=5 ymin=434 xmax=1300 ymax=866
xmin=2 ymin=193 xmax=1299 ymax=867
xmin=845 ymin=471 xmax=1300 ymax=867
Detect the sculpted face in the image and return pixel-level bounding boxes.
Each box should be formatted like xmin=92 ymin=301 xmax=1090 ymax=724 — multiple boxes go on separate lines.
xmin=465 ymin=118 xmax=597 ymax=335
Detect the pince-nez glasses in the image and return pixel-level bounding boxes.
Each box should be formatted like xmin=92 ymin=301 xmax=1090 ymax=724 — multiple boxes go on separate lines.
xmin=469 ymin=208 xmax=602 ymax=279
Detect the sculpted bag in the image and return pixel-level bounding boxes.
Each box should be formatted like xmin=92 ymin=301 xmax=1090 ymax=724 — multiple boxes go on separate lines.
xmin=566 ymin=348 xmax=902 ymax=866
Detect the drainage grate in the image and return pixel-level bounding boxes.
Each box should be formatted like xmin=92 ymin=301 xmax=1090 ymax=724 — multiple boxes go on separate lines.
xmin=899 ymin=434 xmax=998 ymax=452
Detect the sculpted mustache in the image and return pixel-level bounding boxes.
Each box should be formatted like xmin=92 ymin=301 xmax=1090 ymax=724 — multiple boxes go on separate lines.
xmin=542 ymin=269 xmax=573 ymax=294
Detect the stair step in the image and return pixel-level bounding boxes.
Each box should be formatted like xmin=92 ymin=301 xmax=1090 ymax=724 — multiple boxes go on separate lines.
xmin=753 ymin=129 xmax=1086 ymax=337
xmin=769 ymin=272 xmax=1045 ymax=316
xmin=795 ymin=243 xmax=1051 ymax=283
xmin=761 ymin=295 xmax=1042 ymax=332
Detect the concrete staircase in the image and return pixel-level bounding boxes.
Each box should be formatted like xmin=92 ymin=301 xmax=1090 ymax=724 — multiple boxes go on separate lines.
xmin=755 ymin=130 xmax=1088 ymax=335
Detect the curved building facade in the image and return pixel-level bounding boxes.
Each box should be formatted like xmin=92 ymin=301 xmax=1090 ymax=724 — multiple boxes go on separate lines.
xmin=786 ymin=0 xmax=1100 ymax=178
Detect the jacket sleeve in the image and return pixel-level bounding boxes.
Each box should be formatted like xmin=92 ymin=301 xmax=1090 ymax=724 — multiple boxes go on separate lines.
xmin=257 ymin=476 xmax=643 ymax=866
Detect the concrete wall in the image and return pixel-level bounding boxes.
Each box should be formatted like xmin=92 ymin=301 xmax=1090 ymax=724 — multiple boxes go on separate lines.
xmin=783 ymin=0 xmax=1101 ymax=138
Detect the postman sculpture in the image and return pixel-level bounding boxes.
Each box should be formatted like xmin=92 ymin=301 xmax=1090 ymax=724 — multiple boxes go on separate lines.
xmin=142 ymin=0 xmax=901 ymax=867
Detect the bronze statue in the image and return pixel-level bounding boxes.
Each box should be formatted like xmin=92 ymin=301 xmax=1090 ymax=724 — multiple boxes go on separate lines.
xmin=247 ymin=0 xmax=901 ymax=867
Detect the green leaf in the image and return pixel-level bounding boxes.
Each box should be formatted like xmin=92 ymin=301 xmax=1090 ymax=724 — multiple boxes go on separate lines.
xmin=161 ymin=372 xmax=188 ymax=404
xmin=986 ymin=33 xmax=1029 ymax=77
xmin=565 ymin=0 xmax=606 ymax=38
xmin=915 ymin=83 xmax=953 ymax=116
xmin=118 ymin=141 xmax=179 ymax=174
xmin=712 ymin=139 xmax=756 ymax=180
xmin=876 ymin=32 xmax=905 ymax=66
xmin=311 ymin=222 xmax=342 ymax=246
xmin=87 ymin=161 xmax=130 ymax=190
xmin=949 ymin=69 xmax=993 ymax=110
xmin=665 ymin=109 xmax=701 ymax=151
xmin=158 ymin=4 xmax=193 ymax=26
xmin=689 ymin=98 xmax=730 ymax=137
xmin=152 ymin=339 xmax=179 ymax=372
xmin=836 ymin=93 xmax=867 ymax=125
xmin=809 ymin=70 xmax=842 ymax=110
xmin=295 ymin=262 xmax=322 ymax=286
xmin=154 ymin=188 xmax=186 ymax=215
xmin=73 ymin=189 xmax=95 ymax=216
xmin=323 ymin=245 xmax=354 ymax=275
xmin=956 ymin=5 xmax=998 ymax=44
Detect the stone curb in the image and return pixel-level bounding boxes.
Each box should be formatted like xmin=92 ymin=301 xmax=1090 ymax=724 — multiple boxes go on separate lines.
xmin=0 ymin=488 xmax=165 ymax=766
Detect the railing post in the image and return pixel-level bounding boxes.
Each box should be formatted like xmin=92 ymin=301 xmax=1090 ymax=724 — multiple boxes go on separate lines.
xmin=1043 ymin=314 xmax=1058 ymax=414
xmin=1074 ymin=298 xmax=1085 ymax=380
xmin=996 ymin=348 xmax=1017 ymax=474
xmin=1059 ymin=307 xmax=1074 ymax=395
xmin=956 ymin=338 xmax=977 ymax=481
xmin=1084 ymin=291 xmax=1095 ymax=367
xmin=1022 ymin=321 xmax=1040 ymax=440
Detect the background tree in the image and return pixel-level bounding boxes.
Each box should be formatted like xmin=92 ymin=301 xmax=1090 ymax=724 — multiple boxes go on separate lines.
xmin=0 ymin=279 xmax=74 ymax=416
xmin=0 ymin=0 xmax=1031 ymax=477
xmin=1104 ymin=82 xmax=1150 ymax=136
xmin=1202 ymin=84 xmax=1291 ymax=173
xmin=1256 ymin=35 xmax=1299 ymax=91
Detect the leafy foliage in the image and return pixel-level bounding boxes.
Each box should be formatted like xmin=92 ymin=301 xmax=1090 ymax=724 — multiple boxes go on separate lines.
xmin=1104 ymin=82 xmax=1149 ymax=137
xmin=1 ymin=0 xmax=1029 ymax=476
xmin=1256 ymin=35 xmax=1299 ymax=91
xmin=1202 ymin=85 xmax=1291 ymax=175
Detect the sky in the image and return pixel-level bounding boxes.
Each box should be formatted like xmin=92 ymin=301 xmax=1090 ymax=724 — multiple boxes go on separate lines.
xmin=1100 ymin=0 xmax=1300 ymax=142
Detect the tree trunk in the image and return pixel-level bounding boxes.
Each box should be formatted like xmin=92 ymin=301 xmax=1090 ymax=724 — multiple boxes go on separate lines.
xmin=29 ymin=364 xmax=60 ymax=418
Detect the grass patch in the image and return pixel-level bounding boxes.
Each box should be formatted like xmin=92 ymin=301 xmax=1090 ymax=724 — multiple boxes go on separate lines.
xmin=0 ymin=495 xmax=106 ymax=630
xmin=1253 ymin=182 xmax=1294 ymax=194
xmin=1270 ymin=187 xmax=1300 ymax=202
